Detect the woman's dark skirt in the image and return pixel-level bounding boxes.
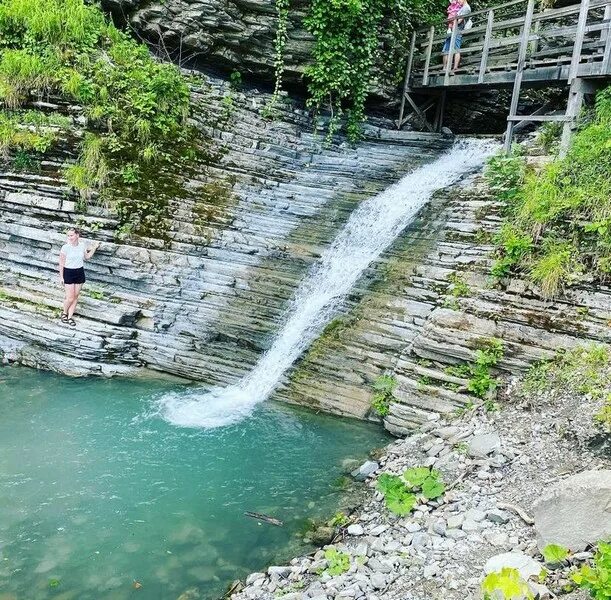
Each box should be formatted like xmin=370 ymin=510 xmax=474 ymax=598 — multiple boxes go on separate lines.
xmin=63 ymin=267 xmax=86 ymax=284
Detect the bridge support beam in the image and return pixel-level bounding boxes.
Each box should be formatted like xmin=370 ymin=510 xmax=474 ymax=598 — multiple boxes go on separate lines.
xmin=560 ymin=78 xmax=597 ymax=157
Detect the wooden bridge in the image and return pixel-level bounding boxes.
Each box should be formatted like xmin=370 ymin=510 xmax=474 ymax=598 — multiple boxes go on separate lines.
xmin=398 ymin=0 xmax=611 ymax=152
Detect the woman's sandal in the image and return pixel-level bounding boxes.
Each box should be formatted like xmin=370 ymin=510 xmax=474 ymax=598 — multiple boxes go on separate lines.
xmin=61 ymin=312 xmax=68 ymax=323
xmin=67 ymin=318 xmax=76 ymax=328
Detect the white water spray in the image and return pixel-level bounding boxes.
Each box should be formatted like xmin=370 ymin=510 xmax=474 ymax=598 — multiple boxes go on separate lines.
xmin=157 ymin=139 xmax=495 ymax=428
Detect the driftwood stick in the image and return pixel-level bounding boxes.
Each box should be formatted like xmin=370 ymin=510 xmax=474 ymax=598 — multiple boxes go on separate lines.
xmin=496 ymin=502 xmax=535 ymax=525
xmin=244 ymin=511 xmax=284 ymax=526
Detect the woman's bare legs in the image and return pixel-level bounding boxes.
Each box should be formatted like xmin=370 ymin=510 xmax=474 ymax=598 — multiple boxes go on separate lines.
xmin=63 ymin=284 xmax=75 ymax=316
xmin=68 ymin=283 xmax=83 ymax=318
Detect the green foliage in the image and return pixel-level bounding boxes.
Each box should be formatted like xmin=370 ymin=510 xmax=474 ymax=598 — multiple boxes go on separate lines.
xmin=487 ymin=86 xmax=611 ymax=296
xmin=329 ymin=511 xmax=350 ymax=527
xmin=323 ymin=548 xmax=350 ymax=576
xmin=377 ymin=467 xmax=444 ymax=516
xmin=536 ymin=122 xmax=562 ymax=154
xmin=522 ymin=344 xmax=610 ymax=399
xmin=267 ymin=0 xmax=289 ymax=116
xmin=447 ymin=338 xmax=504 ymax=400
xmin=404 ymin=466 xmax=445 ymax=499
xmin=0 ymin=109 xmax=60 ymax=158
xmin=595 ymin=393 xmax=611 ymax=432
xmin=304 ymin=0 xmax=444 ymax=142
xmin=371 ymin=373 xmax=398 ymax=417
xmin=376 ymin=473 xmax=417 ymax=516
xmin=572 ymin=541 xmax=611 ymax=600
xmin=542 ymin=543 xmax=569 ymax=564
xmin=0 ymin=0 xmax=195 ymax=239
xmin=446 ymin=272 xmax=470 ymax=298
xmin=229 ymin=70 xmax=242 ymax=90
xmin=484 ymin=150 xmax=526 ymax=203
xmin=482 ymin=567 xmax=533 ymax=600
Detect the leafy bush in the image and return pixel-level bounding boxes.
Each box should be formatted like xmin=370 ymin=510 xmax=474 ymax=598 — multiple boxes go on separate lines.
xmin=482 ymin=567 xmax=533 ymax=600
xmin=522 ymin=344 xmax=610 ymax=399
xmin=323 ymin=548 xmax=350 ymax=576
xmin=371 ymin=373 xmax=398 ymax=417
xmin=486 ymin=86 xmax=611 ymax=296
xmin=377 ymin=467 xmax=444 ymax=516
xmin=572 ymin=541 xmax=611 ymax=600
xmin=446 ymin=338 xmax=504 ymax=400
xmin=0 ymin=0 xmax=195 ymax=238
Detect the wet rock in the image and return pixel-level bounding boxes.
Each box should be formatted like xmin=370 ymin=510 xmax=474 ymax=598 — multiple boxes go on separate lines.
xmin=534 ymin=469 xmax=611 ymax=551
xmin=351 ymin=461 xmax=380 ymax=481
xmin=311 ymin=526 xmax=335 ymax=546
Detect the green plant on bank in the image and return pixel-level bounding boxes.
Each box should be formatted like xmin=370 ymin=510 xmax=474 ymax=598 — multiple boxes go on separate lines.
xmin=329 ymin=511 xmax=350 ymax=527
xmin=482 ymin=567 xmax=533 ymax=600
xmin=446 ymin=338 xmax=504 ymax=400
xmin=446 ymin=272 xmax=470 ymax=297
xmin=536 ymin=121 xmax=562 ymax=154
xmin=572 ymin=541 xmax=611 ymax=600
xmin=541 ymin=543 xmax=569 ymax=564
xmin=0 ymin=0 xmax=196 ymax=239
xmin=370 ymin=373 xmax=398 ymax=417
xmin=486 ymin=86 xmax=611 ymax=296
xmin=595 ymin=393 xmax=611 ymax=432
xmin=323 ymin=548 xmax=350 ymax=576
xmin=376 ymin=467 xmax=445 ymax=516
xmin=521 ymin=344 xmax=610 ymax=399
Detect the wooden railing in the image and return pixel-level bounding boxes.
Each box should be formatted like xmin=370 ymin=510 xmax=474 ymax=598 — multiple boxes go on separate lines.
xmin=404 ymin=0 xmax=611 ymax=89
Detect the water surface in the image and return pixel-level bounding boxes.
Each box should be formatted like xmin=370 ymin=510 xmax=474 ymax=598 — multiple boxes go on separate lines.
xmin=0 ymin=367 xmax=389 ymax=600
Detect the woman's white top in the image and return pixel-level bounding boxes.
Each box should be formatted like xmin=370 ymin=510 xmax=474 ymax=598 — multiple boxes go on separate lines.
xmin=61 ymin=241 xmax=86 ymax=269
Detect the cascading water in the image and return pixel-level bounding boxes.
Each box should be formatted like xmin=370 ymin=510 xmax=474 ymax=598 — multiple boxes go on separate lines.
xmin=156 ymin=139 xmax=496 ymax=428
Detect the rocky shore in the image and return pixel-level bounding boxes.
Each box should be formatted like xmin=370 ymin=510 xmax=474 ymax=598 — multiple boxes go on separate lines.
xmin=229 ymin=363 xmax=610 ymax=600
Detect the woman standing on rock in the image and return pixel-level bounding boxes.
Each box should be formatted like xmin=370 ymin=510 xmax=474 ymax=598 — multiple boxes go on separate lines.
xmin=58 ymin=227 xmax=100 ymax=328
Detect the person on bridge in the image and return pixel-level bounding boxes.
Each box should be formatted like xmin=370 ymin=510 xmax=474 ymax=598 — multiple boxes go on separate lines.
xmin=443 ymin=0 xmax=472 ymax=72
xmin=58 ymin=227 xmax=100 ymax=328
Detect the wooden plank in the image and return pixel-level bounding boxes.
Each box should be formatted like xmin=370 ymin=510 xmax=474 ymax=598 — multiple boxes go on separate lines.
xmin=507 ymin=114 xmax=572 ymax=121
xmin=568 ymin=0 xmax=590 ymax=84
xmin=399 ymin=98 xmax=436 ymax=127
xmin=422 ymin=26 xmax=435 ymax=86
xmin=479 ymin=9 xmax=496 ymax=82
xmin=504 ymin=0 xmax=536 ymax=153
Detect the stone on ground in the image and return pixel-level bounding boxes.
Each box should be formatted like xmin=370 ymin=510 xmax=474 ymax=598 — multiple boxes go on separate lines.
xmin=533 ymin=469 xmax=611 ymax=551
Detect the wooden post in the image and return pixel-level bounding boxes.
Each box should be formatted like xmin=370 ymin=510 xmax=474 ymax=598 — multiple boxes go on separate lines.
xmin=530 ymin=18 xmax=540 ymax=57
xmin=398 ymin=31 xmax=417 ymax=129
xmin=601 ymin=3 xmax=611 ymax=75
xmin=478 ymin=9 xmax=495 ymax=83
xmin=444 ymin=18 xmax=459 ymax=85
xmin=567 ymin=0 xmax=590 ymax=84
xmin=504 ymin=0 xmax=536 ymax=154
xmin=422 ymin=26 xmax=435 ymax=86
xmin=433 ymin=89 xmax=447 ymax=131
xmin=560 ymin=78 xmax=598 ymax=156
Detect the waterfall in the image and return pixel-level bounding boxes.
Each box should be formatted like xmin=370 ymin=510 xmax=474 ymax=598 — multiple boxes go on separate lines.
xmin=156 ymin=139 xmax=495 ymax=428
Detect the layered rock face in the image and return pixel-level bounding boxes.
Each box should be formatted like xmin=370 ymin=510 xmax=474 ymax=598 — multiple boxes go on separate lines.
xmin=101 ymin=0 xmax=312 ymax=88
xmin=0 ymin=72 xmax=450 ymax=387
xmin=278 ymin=169 xmax=611 ymax=431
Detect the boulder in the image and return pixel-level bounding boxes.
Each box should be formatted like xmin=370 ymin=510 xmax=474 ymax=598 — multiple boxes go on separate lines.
xmin=533 ymin=469 xmax=611 ymax=551
xmin=484 ymin=552 xmax=543 ymax=581
xmin=468 ymin=432 xmax=501 ymax=457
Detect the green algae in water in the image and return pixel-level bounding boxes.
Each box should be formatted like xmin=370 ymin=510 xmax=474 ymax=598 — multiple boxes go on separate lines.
xmin=0 ymin=367 xmax=389 ymax=600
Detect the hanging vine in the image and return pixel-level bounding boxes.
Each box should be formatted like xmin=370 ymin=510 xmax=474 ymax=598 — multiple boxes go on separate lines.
xmin=266 ymin=0 xmax=291 ymax=116
xmin=304 ymin=0 xmax=385 ymax=142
